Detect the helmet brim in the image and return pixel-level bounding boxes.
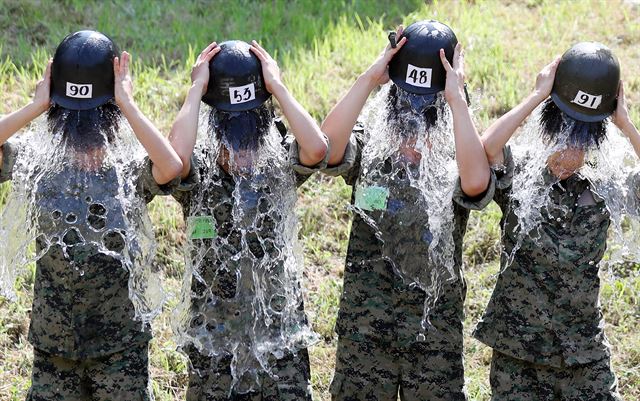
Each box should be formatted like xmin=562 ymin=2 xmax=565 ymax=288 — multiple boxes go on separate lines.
xmin=51 ymin=93 xmax=114 ymax=111
xmin=550 ymin=93 xmax=613 ymax=123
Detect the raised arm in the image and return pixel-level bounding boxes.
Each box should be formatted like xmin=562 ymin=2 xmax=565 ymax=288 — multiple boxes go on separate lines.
xmin=612 ymin=81 xmax=640 ymax=158
xmin=250 ymin=41 xmax=328 ymax=167
xmin=440 ymin=44 xmax=490 ymax=197
xmin=0 ymin=60 xmax=52 ymax=150
xmin=482 ymin=57 xmax=560 ymax=166
xmin=114 ymin=51 xmax=183 ymax=184
xmin=168 ymin=42 xmax=220 ymax=179
xmin=321 ymin=27 xmax=407 ymax=166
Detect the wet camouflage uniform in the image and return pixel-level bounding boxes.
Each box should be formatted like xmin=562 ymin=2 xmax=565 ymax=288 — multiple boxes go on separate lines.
xmin=322 ymin=126 xmax=496 ymax=401
xmin=172 ymin=124 xmax=327 ymax=401
xmin=473 ymin=146 xmax=624 ymax=401
xmin=0 ymin=141 xmax=175 ymax=401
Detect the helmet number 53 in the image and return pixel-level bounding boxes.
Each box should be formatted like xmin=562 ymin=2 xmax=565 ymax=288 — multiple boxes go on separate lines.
xmin=405 ymin=64 xmax=432 ymax=88
xmin=66 ymin=82 xmax=93 ymax=99
xmin=229 ymin=83 xmax=256 ymax=105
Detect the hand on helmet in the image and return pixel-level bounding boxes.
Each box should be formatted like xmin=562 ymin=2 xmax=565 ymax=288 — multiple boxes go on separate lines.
xmin=33 ymin=59 xmax=52 ymax=113
xmin=440 ymin=43 xmax=466 ymax=106
xmin=250 ymin=40 xmax=283 ymax=94
xmin=365 ymin=25 xmax=407 ymax=87
xmin=533 ymin=56 xmax=560 ymax=101
xmin=612 ymin=81 xmax=633 ymax=134
xmin=114 ymin=51 xmax=134 ymax=108
xmin=192 ymin=42 xmax=220 ymax=96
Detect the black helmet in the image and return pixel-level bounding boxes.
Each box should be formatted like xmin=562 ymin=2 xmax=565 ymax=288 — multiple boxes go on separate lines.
xmin=202 ymin=40 xmax=271 ymax=112
xmin=388 ymin=20 xmax=457 ymax=95
xmin=551 ymin=42 xmax=620 ymax=123
xmin=51 ymin=30 xmax=119 ymax=111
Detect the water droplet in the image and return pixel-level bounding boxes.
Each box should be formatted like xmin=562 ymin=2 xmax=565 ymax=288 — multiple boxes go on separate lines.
xmin=416 ymin=333 xmax=426 ymax=342
xmin=589 ymin=260 xmax=595 ymax=265
xmin=65 ymin=213 xmax=77 ymax=224
xmin=51 ymin=210 xmax=62 ymax=219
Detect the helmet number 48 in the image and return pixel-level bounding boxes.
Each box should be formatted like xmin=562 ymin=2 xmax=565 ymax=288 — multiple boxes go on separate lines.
xmin=66 ymin=82 xmax=93 ymax=99
xmin=229 ymin=83 xmax=256 ymax=105
xmin=405 ymin=64 xmax=432 ymax=88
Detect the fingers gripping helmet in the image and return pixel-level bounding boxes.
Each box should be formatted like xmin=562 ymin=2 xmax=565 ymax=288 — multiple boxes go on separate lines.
xmin=389 ymin=20 xmax=458 ymax=95
xmin=550 ymin=42 xmax=620 ymax=123
xmin=202 ymin=40 xmax=271 ymax=112
xmin=51 ymin=30 xmax=119 ymax=111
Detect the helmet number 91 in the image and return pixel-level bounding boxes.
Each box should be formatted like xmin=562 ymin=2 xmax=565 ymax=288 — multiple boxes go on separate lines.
xmin=405 ymin=64 xmax=432 ymax=88
xmin=571 ymin=90 xmax=602 ymax=110
xmin=66 ymin=82 xmax=93 ymax=99
xmin=229 ymin=83 xmax=256 ymax=105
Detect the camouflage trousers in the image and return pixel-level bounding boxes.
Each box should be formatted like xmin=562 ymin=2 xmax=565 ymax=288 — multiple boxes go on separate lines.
xmin=330 ymin=337 xmax=466 ymax=401
xmin=490 ymin=350 xmax=623 ymax=401
xmin=186 ymin=348 xmax=312 ymax=401
xmin=27 ymin=341 xmax=152 ymax=401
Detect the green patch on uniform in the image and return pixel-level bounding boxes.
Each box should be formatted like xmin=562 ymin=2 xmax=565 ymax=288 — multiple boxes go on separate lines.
xmin=355 ymin=185 xmax=389 ymax=211
xmin=188 ymin=216 xmax=218 ymax=240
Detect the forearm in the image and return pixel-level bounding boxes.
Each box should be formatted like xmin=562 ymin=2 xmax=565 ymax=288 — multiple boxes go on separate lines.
xmin=621 ymin=120 xmax=640 ymax=159
xmin=321 ymin=73 xmax=377 ymax=165
xmin=0 ymin=102 xmax=46 ymax=146
xmin=120 ymin=100 xmax=183 ymax=184
xmin=168 ymin=85 xmax=203 ymax=178
xmin=270 ymin=83 xmax=328 ymax=166
xmin=450 ymin=98 xmax=490 ymax=196
xmin=482 ymin=92 xmax=545 ymax=165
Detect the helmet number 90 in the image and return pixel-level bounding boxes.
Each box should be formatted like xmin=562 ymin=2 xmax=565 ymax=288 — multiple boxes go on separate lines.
xmin=66 ymin=82 xmax=93 ymax=99
xmin=405 ymin=64 xmax=432 ymax=88
xmin=229 ymin=83 xmax=256 ymax=105
xmin=571 ymin=90 xmax=602 ymax=110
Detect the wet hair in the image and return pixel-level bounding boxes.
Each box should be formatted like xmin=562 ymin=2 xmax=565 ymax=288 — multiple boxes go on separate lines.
xmin=385 ymin=84 xmax=438 ymax=134
xmin=208 ymin=102 xmax=274 ymax=151
xmin=47 ymin=102 xmax=121 ymax=151
xmin=539 ymin=98 xmax=608 ymax=148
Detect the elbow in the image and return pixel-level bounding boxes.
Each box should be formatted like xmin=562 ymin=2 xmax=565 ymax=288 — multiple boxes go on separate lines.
xmin=461 ymin=170 xmax=491 ymax=198
xmin=302 ymin=137 xmax=329 ymax=166
xmin=156 ymin=157 xmax=184 ymax=184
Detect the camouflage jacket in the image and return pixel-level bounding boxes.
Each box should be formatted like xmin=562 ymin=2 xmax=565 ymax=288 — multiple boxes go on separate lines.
xmin=473 ymin=146 xmax=617 ymax=367
xmin=0 ymin=141 xmax=176 ymax=359
xmin=322 ymin=126 xmax=496 ymax=350
xmin=171 ymin=128 xmax=328 ymax=351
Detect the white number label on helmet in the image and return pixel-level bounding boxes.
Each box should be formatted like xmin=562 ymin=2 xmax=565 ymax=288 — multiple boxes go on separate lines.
xmin=405 ymin=64 xmax=432 ymax=88
xmin=571 ymin=90 xmax=602 ymax=110
xmin=66 ymin=82 xmax=93 ymax=99
xmin=229 ymin=83 xmax=256 ymax=105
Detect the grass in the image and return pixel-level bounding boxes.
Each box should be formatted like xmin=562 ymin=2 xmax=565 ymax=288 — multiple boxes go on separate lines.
xmin=1 ymin=0 xmax=639 ymax=400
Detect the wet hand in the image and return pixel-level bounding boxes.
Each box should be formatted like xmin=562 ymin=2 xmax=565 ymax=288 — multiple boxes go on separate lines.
xmin=250 ymin=40 xmax=283 ymax=94
xmin=612 ymin=81 xmax=633 ymax=134
xmin=440 ymin=43 xmax=466 ymax=106
xmin=114 ymin=51 xmax=134 ymax=108
xmin=365 ymin=25 xmax=406 ymax=86
xmin=192 ymin=42 xmax=220 ymax=95
xmin=533 ymin=56 xmax=560 ymax=101
xmin=33 ymin=59 xmax=52 ymax=113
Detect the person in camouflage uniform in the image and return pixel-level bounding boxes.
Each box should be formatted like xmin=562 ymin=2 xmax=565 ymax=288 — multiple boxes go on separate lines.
xmin=0 ymin=31 xmax=183 ymax=401
xmin=168 ymin=41 xmax=328 ymax=400
xmin=475 ymin=52 xmax=639 ymax=400
xmin=320 ymin=23 xmax=493 ymax=401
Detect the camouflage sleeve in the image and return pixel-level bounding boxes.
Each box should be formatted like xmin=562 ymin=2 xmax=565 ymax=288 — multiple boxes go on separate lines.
xmin=321 ymin=126 xmax=364 ymax=187
xmin=171 ymin=154 xmax=201 ymax=207
xmin=137 ymin=157 xmax=182 ymax=203
xmin=287 ymin=133 xmax=331 ymax=188
xmin=492 ymin=146 xmax=516 ymax=211
xmin=0 ymin=141 xmax=18 ymax=183
xmin=452 ymin=146 xmax=515 ymax=211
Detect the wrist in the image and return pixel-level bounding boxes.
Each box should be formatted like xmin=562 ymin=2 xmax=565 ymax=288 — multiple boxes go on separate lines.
xmin=191 ymin=80 xmax=207 ymax=96
xmin=357 ymin=71 xmax=379 ymax=92
xmin=530 ymin=90 xmax=548 ymax=104
xmin=268 ymin=81 xmax=287 ymax=98
xmin=117 ymin=97 xmax=137 ymax=115
xmin=447 ymin=92 xmax=468 ymax=109
xmin=28 ymin=100 xmax=49 ymax=116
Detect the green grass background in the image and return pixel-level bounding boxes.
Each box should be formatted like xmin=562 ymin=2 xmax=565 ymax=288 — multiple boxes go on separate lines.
xmin=0 ymin=1 xmax=639 ymax=400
